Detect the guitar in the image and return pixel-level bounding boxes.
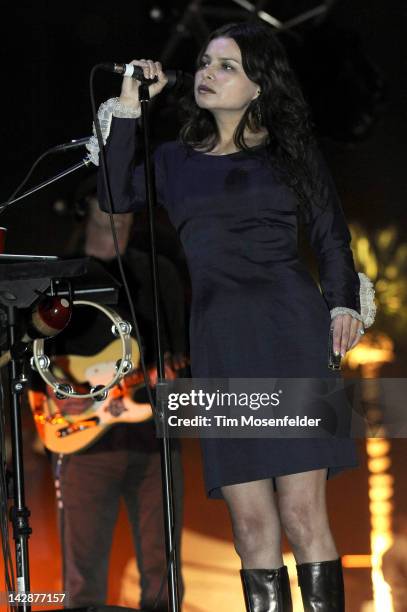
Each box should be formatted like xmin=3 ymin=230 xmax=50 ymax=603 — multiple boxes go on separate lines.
xmin=28 ymin=338 xmax=187 ymax=454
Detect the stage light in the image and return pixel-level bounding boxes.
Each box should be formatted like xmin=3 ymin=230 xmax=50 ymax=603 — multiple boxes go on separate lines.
xmin=150 ymin=5 xmax=164 ymax=22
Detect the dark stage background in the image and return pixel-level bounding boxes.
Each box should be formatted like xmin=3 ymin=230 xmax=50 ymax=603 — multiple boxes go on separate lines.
xmin=2 ymin=1 xmax=406 ymax=242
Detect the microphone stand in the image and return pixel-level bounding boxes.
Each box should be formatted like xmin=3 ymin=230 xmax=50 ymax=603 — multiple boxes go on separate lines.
xmin=138 ymin=82 xmax=181 ymax=612
xmin=0 ymin=159 xmax=91 ymax=212
xmin=0 ymin=154 xmax=90 ymax=612
xmin=0 ymin=259 xmax=88 ymax=612
xmin=7 ymin=304 xmax=32 ymax=612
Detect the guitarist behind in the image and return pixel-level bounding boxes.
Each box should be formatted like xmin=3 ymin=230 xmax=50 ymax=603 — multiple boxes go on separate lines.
xmin=28 ymin=180 xmax=187 ymax=611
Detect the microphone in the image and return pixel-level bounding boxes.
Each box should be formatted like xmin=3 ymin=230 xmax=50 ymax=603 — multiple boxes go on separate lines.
xmin=99 ymin=63 xmax=193 ymax=91
xmin=52 ymin=137 xmax=92 ymax=152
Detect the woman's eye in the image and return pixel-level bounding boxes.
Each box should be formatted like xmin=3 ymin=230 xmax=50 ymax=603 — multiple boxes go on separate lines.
xmin=196 ymin=60 xmax=233 ymax=70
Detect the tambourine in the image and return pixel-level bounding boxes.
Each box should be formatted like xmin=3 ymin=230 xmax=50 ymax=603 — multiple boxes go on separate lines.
xmin=32 ymin=300 xmax=133 ymax=400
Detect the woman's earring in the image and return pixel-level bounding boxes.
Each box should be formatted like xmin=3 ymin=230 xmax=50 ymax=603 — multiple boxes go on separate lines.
xmin=255 ymin=99 xmax=262 ymax=124
xmin=254 ymin=90 xmax=262 ymax=123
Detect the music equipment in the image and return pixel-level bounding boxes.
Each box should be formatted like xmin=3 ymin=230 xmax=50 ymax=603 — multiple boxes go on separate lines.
xmin=28 ymin=338 xmax=186 ymax=454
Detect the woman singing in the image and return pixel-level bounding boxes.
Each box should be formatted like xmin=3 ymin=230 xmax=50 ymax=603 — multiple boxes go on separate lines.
xmin=90 ymin=21 xmax=375 ymax=612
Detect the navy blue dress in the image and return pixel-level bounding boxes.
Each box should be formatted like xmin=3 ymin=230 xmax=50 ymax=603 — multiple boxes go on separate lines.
xmin=98 ymin=117 xmax=360 ymax=498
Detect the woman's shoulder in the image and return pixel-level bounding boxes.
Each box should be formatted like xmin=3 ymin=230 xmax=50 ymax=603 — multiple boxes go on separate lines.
xmin=155 ymin=140 xmax=195 ymax=166
xmin=156 ymin=140 xmax=186 ymax=155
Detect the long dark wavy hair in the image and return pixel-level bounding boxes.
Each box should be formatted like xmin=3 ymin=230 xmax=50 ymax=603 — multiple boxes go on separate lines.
xmin=179 ymin=21 xmax=322 ymax=218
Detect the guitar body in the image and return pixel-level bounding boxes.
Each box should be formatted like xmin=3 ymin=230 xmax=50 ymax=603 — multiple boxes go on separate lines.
xmin=28 ymin=338 xmax=154 ymax=454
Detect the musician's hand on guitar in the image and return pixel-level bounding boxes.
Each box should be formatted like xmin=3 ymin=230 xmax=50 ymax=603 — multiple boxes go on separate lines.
xmin=163 ymin=351 xmax=189 ymax=372
xmin=169 ymin=352 xmax=189 ymax=371
xmin=148 ymin=361 xmax=178 ymax=387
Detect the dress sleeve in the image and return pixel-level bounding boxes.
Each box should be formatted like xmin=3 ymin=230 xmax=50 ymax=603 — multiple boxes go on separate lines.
xmin=90 ymin=99 xmax=168 ymax=214
xmin=303 ymin=144 xmax=362 ymax=315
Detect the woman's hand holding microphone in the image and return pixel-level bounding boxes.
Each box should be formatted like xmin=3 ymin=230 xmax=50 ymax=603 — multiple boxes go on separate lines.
xmin=119 ymin=59 xmax=168 ymax=112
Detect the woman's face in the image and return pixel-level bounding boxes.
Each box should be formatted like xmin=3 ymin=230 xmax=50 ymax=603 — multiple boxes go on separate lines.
xmin=194 ymin=37 xmax=260 ymax=116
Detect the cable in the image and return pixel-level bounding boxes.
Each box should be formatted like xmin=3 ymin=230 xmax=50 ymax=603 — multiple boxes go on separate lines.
xmin=152 ymin=523 xmax=180 ymax=610
xmin=89 ymin=67 xmax=157 ymax=414
xmin=89 ymin=67 xmax=177 ymax=608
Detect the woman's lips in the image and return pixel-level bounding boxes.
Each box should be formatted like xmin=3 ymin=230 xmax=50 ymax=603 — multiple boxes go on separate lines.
xmin=197 ymin=85 xmax=215 ymax=94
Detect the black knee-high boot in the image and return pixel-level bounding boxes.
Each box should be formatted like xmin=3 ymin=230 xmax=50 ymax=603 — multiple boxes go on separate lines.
xmin=240 ymin=566 xmax=293 ymax=611
xmin=296 ymin=557 xmax=345 ymax=611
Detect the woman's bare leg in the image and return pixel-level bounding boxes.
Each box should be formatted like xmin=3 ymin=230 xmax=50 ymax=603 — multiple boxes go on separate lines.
xmin=276 ymin=468 xmax=338 ymax=563
xmin=221 ymin=478 xmax=283 ymax=568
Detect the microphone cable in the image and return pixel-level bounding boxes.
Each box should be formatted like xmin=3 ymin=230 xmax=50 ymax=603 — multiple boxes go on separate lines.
xmin=89 ymin=65 xmax=179 ymax=611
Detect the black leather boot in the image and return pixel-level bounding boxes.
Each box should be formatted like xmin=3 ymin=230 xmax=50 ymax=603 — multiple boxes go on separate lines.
xmin=296 ymin=557 xmax=345 ymax=611
xmin=240 ymin=565 xmax=293 ymax=611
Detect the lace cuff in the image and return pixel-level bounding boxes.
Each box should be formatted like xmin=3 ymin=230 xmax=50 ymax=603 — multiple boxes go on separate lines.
xmin=86 ymin=97 xmax=141 ymax=166
xmin=330 ymin=272 xmax=377 ymax=328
